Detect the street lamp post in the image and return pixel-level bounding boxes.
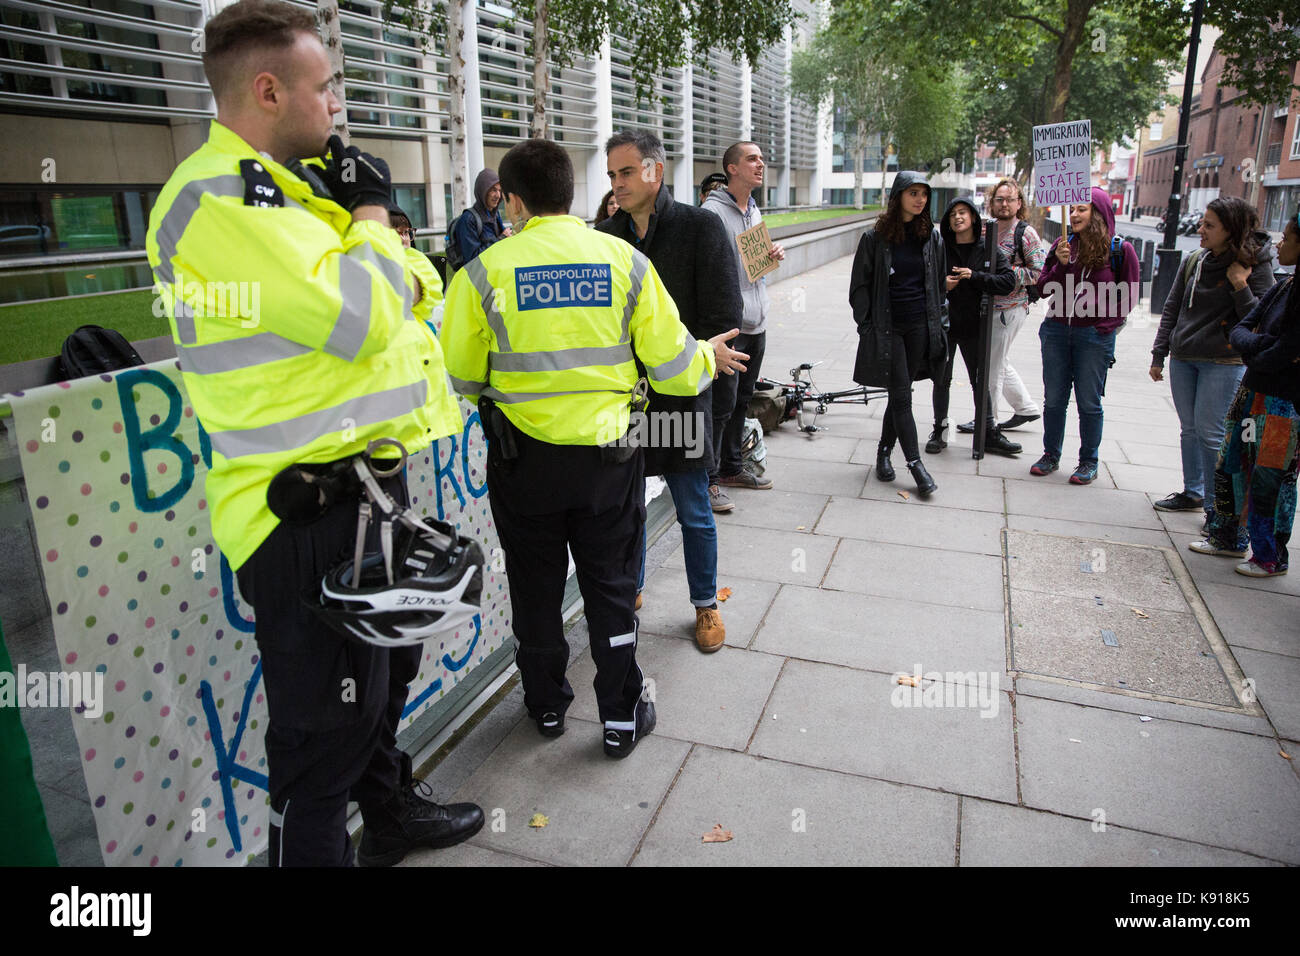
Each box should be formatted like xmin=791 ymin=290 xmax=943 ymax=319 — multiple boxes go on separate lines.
xmin=1150 ymin=0 xmax=1206 ymax=314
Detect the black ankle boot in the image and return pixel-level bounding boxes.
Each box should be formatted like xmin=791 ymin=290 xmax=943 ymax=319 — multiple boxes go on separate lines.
xmin=907 ymin=459 xmax=937 ymax=496
xmin=925 ymin=424 xmax=948 ymax=454
xmin=876 ymin=446 xmax=895 ymax=482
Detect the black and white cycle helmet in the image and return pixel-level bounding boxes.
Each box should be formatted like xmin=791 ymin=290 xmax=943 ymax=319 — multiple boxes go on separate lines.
xmin=305 ymin=440 xmax=485 ymax=648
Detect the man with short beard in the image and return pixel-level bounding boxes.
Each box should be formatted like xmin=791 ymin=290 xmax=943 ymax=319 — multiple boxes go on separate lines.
xmin=597 ymin=130 xmax=747 ymax=653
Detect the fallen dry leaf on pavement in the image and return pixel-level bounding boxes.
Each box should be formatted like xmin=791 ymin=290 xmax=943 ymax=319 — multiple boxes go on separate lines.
xmin=702 ymin=824 xmax=733 ymax=843
xmin=1281 ymin=749 xmax=1292 ymax=760
xmin=528 ymin=813 xmax=549 ymax=828
xmin=717 ymin=587 xmax=732 ymax=602
xmin=896 ymin=674 xmax=920 ymax=687
xmin=1131 ymin=607 xmax=1150 ymax=619
xmin=898 ymin=490 xmax=910 ymax=500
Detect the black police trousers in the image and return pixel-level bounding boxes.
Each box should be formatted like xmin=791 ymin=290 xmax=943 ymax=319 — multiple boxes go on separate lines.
xmin=235 ymin=471 xmax=415 ymax=867
xmin=486 ymin=429 xmax=645 ymax=733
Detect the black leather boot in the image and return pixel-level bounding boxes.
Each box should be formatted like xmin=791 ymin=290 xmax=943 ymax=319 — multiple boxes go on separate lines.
xmin=983 ymin=426 xmax=1022 ymax=457
xmin=907 ymin=459 xmax=937 ymax=497
xmin=925 ymin=424 xmax=948 ymax=454
xmin=357 ymin=782 xmax=485 ymax=867
xmin=876 ymin=445 xmax=896 ymax=482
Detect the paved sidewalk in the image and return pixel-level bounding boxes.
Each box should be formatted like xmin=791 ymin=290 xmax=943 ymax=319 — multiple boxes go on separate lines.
xmin=405 ymin=253 xmax=1300 ymax=867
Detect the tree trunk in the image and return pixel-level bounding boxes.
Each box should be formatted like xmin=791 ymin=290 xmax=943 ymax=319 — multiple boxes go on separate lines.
xmin=853 ymin=117 xmax=865 ymax=209
xmin=447 ymin=0 xmax=469 ymax=211
xmin=1045 ymin=0 xmax=1097 ymax=123
xmin=530 ymin=0 xmax=549 ymax=138
xmin=315 ymin=0 xmax=348 ymax=142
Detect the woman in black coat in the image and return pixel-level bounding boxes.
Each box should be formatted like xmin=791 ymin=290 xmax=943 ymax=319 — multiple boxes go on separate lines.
xmin=849 ymin=170 xmax=948 ymax=496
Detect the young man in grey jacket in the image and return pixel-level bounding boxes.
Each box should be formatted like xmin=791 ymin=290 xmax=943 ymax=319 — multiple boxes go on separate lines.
xmin=703 ymin=141 xmax=786 ymax=512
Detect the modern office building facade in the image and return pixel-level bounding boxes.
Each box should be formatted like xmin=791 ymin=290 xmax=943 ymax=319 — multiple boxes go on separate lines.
xmin=0 ymin=0 xmax=834 ymax=300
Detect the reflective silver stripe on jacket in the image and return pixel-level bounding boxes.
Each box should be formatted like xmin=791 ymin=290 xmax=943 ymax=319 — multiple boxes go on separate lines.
xmin=621 ymin=251 xmax=648 ymax=340
xmin=488 ymin=342 xmax=634 ymax=374
xmin=464 ymin=257 xmax=511 ymax=351
xmin=448 ymin=373 xmax=487 ymax=394
xmin=174 ymin=298 xmax=197 ymax=346
xmin=207 ymin=379 xmax=429 ymax=460
xmin=323 ymin=255 xmax=374 ymax=361
xmin=178 ymin=333 xmax=312 ymax=375
xmin=481 ymin=385 xmax=628 ymax=405
xmin=350 ymin=242 xmax=411 ymax=314
xmin=646 ymin=331 xmax=696 ymax=383
xmin=153 ymin=174 xmax=244 ymax=286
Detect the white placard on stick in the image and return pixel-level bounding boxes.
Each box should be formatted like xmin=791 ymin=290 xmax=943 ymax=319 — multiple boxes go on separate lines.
xmin=1032 ymin=120 xmax=1092 ymax=207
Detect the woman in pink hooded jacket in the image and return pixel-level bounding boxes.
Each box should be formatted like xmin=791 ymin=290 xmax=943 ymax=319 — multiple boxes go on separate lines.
xmin=1031 ymin=187 xmax=1141 ymax=484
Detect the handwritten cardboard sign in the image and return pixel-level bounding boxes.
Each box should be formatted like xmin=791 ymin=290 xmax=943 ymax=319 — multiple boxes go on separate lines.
xmin=736 ymin=221 xmax=780 ymax=283
xmin=1032 ymin=120 xmax=1092 ymax=207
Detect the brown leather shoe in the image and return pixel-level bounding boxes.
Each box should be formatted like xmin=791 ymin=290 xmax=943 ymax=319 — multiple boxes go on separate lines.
xmin=635 ymin=592 xmax=643 ymax=611
xmin=695 ymin=607 xmax=725 ymax=653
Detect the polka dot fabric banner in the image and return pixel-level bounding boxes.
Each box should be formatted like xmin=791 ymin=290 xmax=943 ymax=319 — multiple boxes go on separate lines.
xmin=8 ymin=361 xmax=508 ymax=866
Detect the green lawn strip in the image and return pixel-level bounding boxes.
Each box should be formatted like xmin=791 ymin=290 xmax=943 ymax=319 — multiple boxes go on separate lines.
xmin=1 ymin=291 xmax=166 ymax=364
xmin=762 ymin=207 xmax=877 ymax=228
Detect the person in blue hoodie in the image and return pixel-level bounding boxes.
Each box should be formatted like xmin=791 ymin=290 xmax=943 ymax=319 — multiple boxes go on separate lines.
xmin=932 ymin=195 xmax=1019 ymax=456
xmin=1189 ymin=209 xmax=1300 ymax=577
xmin=452 ymin=167 xmax=512 ymax=266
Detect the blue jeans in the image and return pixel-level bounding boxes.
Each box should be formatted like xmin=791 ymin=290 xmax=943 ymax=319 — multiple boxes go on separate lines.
xmin=1168 ymin=358 xmax=1245 ymax=506
xmin=637 ymin=468 xmax=718 ymax=607
xmin=1039 ymin=321 xmax=1116 ymax=464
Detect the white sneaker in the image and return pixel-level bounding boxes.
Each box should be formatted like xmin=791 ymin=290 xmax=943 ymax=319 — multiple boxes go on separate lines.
xmin=1235 ymin=560 xmax=1287 ymax=577
xmin=1188 ymin=539 xmax=1246 ymax=558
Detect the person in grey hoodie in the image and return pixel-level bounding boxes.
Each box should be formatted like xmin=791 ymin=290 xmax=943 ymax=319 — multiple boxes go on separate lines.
xmin=1149 ymin=196 xmax=1275 ymax=527
xmin=452 ymin=167 xmax=513 ymax=266
xmin=702 ymin=141 xmax=785 ymax=512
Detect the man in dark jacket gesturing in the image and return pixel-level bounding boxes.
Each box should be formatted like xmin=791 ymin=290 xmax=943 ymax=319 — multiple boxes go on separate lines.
xmin=598 ymin=129 xmax=747 ymax=652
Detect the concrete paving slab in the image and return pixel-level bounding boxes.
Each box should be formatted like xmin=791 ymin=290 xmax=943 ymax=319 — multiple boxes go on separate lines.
xmin=35 ymin=785 xmax=101 ymax=867
xmin=854 ymin=470 xmax=1006 ymax=515
xmin=1005 ymin=479 xmax=1165 ymax=529
xmin=1105 ymin=461 xmax=1187 ymax=497
xmin=1006 ymin=530 xmax=1185 ymax=610
xmin=1006 ymin=513 xmax=1173 ymax=549
xmin=822 ymin=537 xmax=1006 ymax=612
xmin=637 ymin=566 xmax=779 ymax=648
xmin=816 ymin=497 xmax=1005 ymax=556
xmin=1230 ymin=647 xmax=1300 ymax=742
xmin=1009 ymin=591 xmax=1239 ymax=707
xmin=633 ymin=745 xmax=959 ymax=866
xmin=752 ymin=583 xmax=1005 ymax=678
xmin=16 ymin=699 xmax=85 ymax=787
xmin=705 ymin=523 xmax=839 ymax=584
xmin=1117 ymin=440 xmax=1184 ymax=470
xmin=959 ymin=798 xmax=1280 ymax=866
xmin=768 ymin=457 xmax=869 ymax=497
xmin=1195 ymin=582 xmax=1300 ymax=660
xmin=710 ymin=488 xmax=830 ymax=536
xmin=566 ymin=631 xmax=782 ymax=750
xmin=1015 ymin=695 xmax=1300 ymax=863
xmin=452 ymin=716 xmax=690 ymax=867
xmin=763 ymin=432 xmax=860 ymax=464
xmin=749 ymin=659 xmax=1018 ymax=802
xmin=1103 ymin=420 xmax=1182 ymax=447
xmin=1013 ymin=677 xmax=1270 ymax=735
xmin=399 ymin=843 xmax=545 ymax=866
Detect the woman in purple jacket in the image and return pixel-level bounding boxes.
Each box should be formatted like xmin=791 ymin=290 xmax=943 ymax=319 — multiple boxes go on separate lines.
xmin=1032 ymin=187 xmax=1141 ymax=484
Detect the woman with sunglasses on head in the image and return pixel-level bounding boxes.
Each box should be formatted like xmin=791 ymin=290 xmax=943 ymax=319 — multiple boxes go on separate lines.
xmin=1189 ymin=209 xmax=1300 ymax=577
xmin=1031 ymin=186 xmax=1140 ymax=484
xmin=849 ymin=170 xmax=948 ymax=496
xmin=1149 ymin=197 xmax=1276 ymax=530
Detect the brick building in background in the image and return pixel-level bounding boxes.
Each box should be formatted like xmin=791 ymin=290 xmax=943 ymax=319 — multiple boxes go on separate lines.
xmin=1138 ymin=43 xmax=1299 ymax=233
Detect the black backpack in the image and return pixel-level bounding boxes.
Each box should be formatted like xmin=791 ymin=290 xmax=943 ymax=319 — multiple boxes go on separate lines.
xmin=443 ymin=207 xmax=483 ymax=275
xmin=58 ymin=325 xmax=145 ymax=381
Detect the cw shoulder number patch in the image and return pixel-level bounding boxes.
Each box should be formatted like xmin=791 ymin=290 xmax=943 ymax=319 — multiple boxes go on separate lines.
xmin=240 ymin=159 xmax=284 ymax=208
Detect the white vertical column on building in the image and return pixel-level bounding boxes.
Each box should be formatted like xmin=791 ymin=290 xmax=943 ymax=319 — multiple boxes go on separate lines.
xmin=777 ymin=24 xmax=792 ymax=206
xmin=740 ymin=56 xmax=752 ymax=141
xmin=585 ymin=35 xmax=613 ymax=219
xmin=674 ymin=40 xmax=695 ymax=203
xmin=812 ymin=99 xmax=832 ymax=205
xmin=463 ymin=0 xmax=485 ymax=183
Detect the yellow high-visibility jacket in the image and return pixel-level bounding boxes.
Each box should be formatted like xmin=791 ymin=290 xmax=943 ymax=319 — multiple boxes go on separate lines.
xmin=145 ymin=122 xmax=462 ymax=570
xmin=440 ymin=214 xmax=716 ymax=445
xmin=405 ymin=246 xmax=444 ymax=325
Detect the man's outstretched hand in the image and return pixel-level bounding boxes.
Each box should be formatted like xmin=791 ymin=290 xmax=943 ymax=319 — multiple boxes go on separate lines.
xmin=708 ymin=327 xmax=749 ymax=377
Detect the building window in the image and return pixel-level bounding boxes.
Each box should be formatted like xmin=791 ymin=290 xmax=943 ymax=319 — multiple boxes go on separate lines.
xmin=1291 ymin=117 xmax=1300 ymax=160
xmin=1149 ymin=122 xmax=1163 ymax=141
xmin=0 ymin=187 xmax=157 ymax=260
